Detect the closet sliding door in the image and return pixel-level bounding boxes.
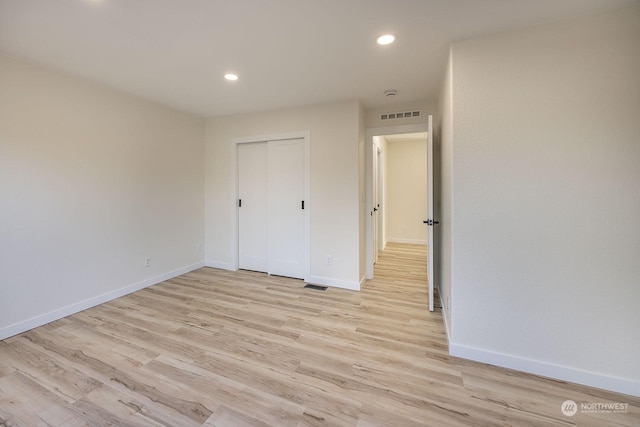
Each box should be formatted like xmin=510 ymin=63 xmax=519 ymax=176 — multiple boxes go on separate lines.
xmin=268 ymin=138 xmax=304 ymax=279
xmin=238 ymin=138 xmax=305 ymax=279
xmin=238 ymin=142 xmax=268 ymax=273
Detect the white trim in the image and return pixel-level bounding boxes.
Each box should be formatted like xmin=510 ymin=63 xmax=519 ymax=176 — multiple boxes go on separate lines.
xmin=386 ymin=238 xmax=428 ymax=245
xmin=440 ymin=298 xmax=451 ymax=346
xmin=302 ymin=132 xmax=311 ymax=282
xmin=204 ymin=261 xmax=234 ymax=270
xmin=365 ymin=123 xmax=429 ymax=280
xmin=0 ymin=262 xmax=204 ymax=341
xmin=230 ymin=130 xmax=311 ymax=281
xmin=231 ymin=131 xmax=309 ymax=145
xmin=307 ymin=275 xmax=360 ymax=291
xmin=450 ymin=342 xmax=640 ymax=398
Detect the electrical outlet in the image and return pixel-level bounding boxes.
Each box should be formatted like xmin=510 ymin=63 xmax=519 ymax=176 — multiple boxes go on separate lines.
xmin=145 ymin=257 xmax=151 ymax=267
xmin=402 ymin=226 xmax=406 ymax=233
xmin=326 ymin=255 xmax=332 ymax=265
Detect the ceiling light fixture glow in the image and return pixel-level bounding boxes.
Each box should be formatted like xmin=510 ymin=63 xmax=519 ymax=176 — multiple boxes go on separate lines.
xmin=224 ymin=73 xmax=239 ymax=81
xmin=376 ymin=34 xmax=395 ymax=45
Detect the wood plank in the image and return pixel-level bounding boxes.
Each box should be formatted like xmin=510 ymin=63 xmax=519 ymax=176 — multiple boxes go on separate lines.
xmin=0 ymin=243 xmax=637 ymax=426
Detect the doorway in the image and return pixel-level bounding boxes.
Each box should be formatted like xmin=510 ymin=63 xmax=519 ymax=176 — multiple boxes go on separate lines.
xmin=365 ymin=120 xmax=435 ymax=310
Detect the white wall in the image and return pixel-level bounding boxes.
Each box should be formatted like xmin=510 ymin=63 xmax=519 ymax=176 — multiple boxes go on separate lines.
xmin=445 ymin=4 xmax=640 ymax=396
xmin=385 ymin=138 xmax=428 ymax=244
xmin=0 ymin=54 xmax=206 ymax=339
xmin=204 ymin=100 xmax=362 ymax=290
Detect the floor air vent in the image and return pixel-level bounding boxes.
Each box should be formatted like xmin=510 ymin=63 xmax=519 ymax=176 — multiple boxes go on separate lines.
xmin=304 ymin=284 xmax=328 ymax=291
xmin=380 ymin=110 xmax=422 ymax=121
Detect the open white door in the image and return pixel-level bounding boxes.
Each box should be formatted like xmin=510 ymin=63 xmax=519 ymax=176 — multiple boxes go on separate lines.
xmin=372 ymin=144 xmax=380 ymax=264
xmin=426 ymin=115 xmax=435 ymax=311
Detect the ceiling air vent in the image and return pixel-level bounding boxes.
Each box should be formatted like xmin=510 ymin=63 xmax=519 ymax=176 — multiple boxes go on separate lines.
xmin=380 ymin=110 xmax=422 ymax=121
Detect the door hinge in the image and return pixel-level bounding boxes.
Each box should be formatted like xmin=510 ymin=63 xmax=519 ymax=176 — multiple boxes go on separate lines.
xmin=301 ymin=200 xmax=305 ymax=210
xmin=238 ymin=199 xmax=242 ymax=207
xmin=423 ymin=219 xmax=439 ymax=226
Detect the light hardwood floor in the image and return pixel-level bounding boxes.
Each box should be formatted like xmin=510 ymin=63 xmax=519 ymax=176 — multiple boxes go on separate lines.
xmin=0 ymin=243 xmax=638 ymax=426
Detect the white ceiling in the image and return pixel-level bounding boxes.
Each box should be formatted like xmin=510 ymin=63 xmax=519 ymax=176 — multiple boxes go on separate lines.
xmin=0 ymin=0 xmax=635 ymax=117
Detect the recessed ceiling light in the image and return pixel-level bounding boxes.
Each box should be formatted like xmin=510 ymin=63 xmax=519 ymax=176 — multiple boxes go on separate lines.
xmin=376 ymin=34 xmax=395 ymax=45
xmin=224 ymin=73 xmax=239 ymax=81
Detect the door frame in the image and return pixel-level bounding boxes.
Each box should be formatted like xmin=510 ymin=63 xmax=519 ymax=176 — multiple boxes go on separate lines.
xmin=230 ymin=130 xmax=311 ymax=281
xmin=365 ymin=123 xmax=428 ymax=280
xmin=427 ymin=115 xmax=435 ymax=311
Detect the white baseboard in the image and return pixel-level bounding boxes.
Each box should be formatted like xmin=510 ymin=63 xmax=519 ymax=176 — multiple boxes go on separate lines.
xmin=440 ymin=296 xmax=451 ymax=347
xmin=387 ymin=238 xmax=428 ymax=245
xmin=450 ymin=342 xmax=640 ymax=398
xmin=0 ymin=261 xmax=204 ymax=341
xmin=307 ymin=275 xmax=360 ymax=291
xmin=204 ymin=260 xmax=234 ymax=270
xmin=359 ymin=275 xmax=367 ymax=288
